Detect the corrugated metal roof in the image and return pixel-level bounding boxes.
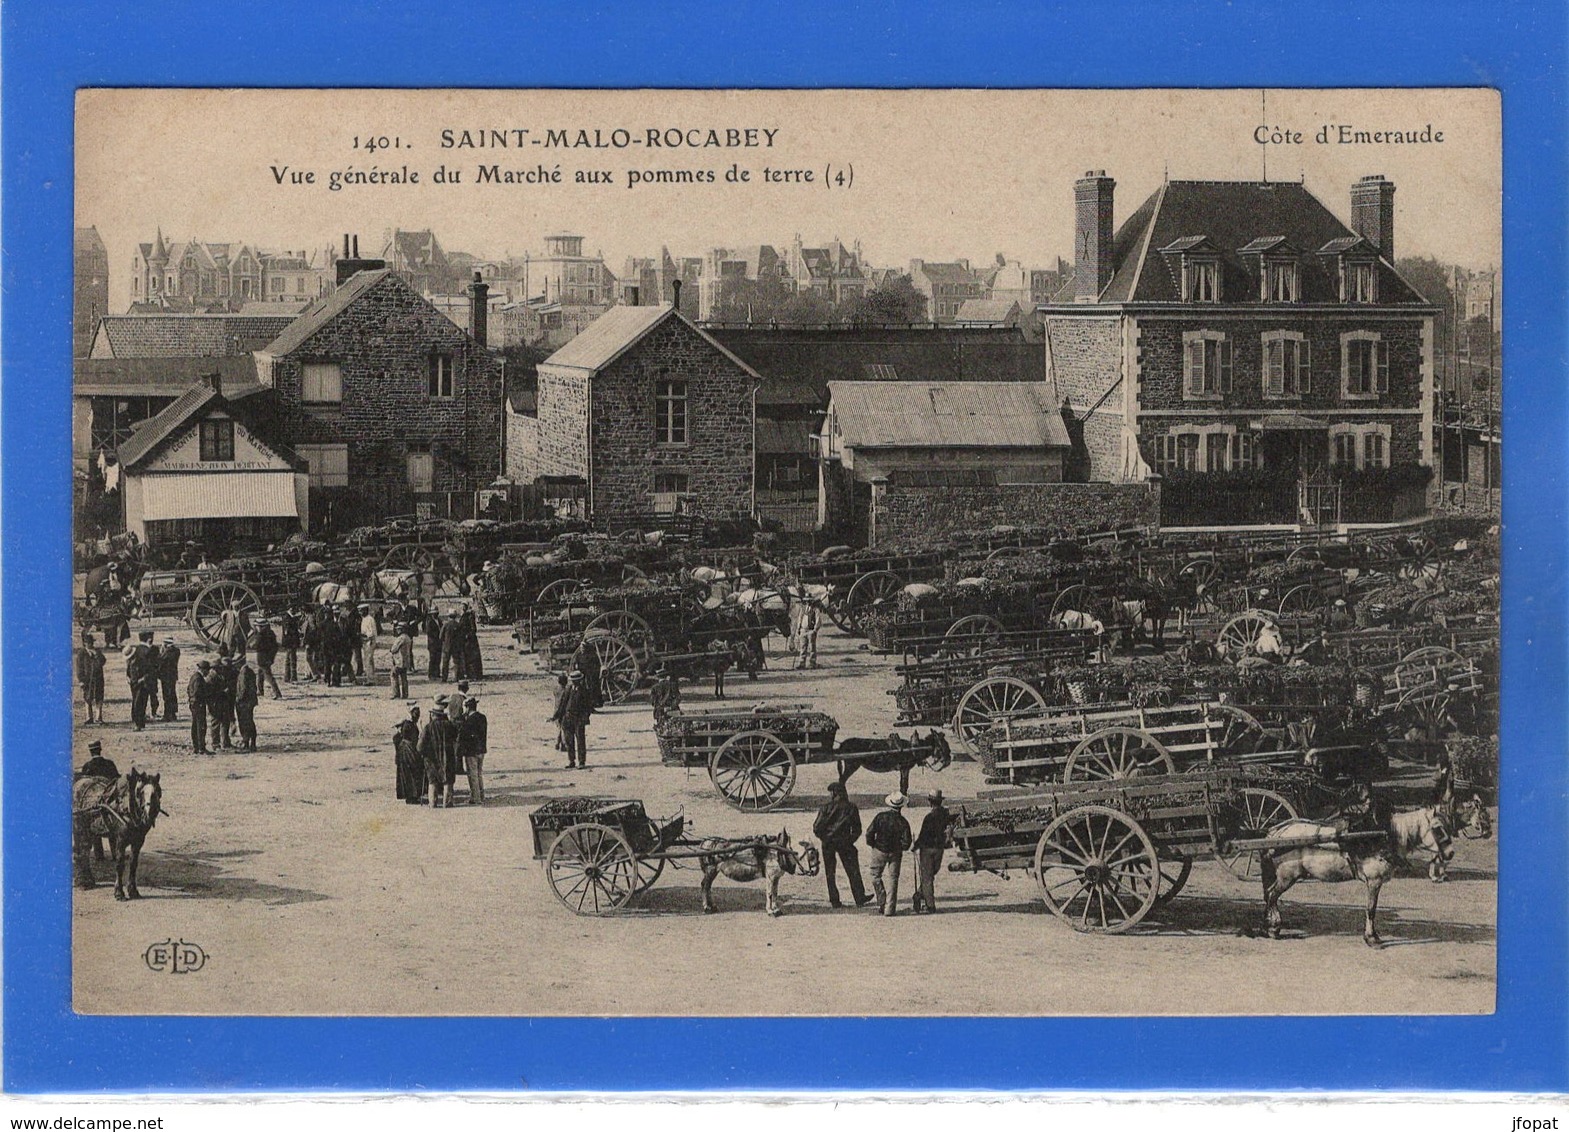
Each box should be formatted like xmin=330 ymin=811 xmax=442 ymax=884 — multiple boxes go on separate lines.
xmin=827 ymin=381 xmax=1069 ymax=449
xmin=542 ymin=304 xmax=764 ymax=381
xmin=75 ymin=356 xmax=259 ymax=397
xmin=138 ymin=471 xmax=300 ymax=520
xmin=756 ymin=418 xmax=812 ymax=454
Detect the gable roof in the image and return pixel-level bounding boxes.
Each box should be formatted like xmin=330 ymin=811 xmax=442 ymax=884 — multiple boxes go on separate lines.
xmin=1074 ymin=180 xmax=1429 ymax=305
xmin=117 ymin=381 xmax=300 ymax=471
xmin=260 ymin=269 xmax=445 ymax=357
xmin=915 ymin=261 xmax=981 ymax=284
xmin=542 ymin=304 xmax=763 ymax=380
xmin=92 ymin=314 xmax=299 ymax=359
xmin=954 ymin=298 xmax=1022 ymax=324
xmin=827 ymin=381 xmax=1069 ymax=449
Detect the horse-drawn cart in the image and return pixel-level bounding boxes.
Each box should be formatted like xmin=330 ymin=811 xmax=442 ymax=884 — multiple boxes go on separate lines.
xmin=654 ymin=705 xmax=951 ymax=812
xmin=947 ymin=766 xmax=1361 ymax=933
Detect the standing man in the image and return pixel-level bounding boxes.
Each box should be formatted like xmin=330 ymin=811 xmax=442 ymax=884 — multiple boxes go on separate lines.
xmin=440 ymin=612 xmax=464 ymax=682
xmin=319 ymin=610 xmax=343 ymax=688
xmin=388 ymin=620 xmax=414 ymax=700
xmin=449 ymin=680 xmax=471 ymax=728
xmin=303 ymin=606 xmax=324 ymax=682
xmin=912 ymin=789 xmax=952 ymax=914
xmin=813 ymin=781 xmax=870 ymax=909
xmin=358 ymin=604 xmax=379 ymax=683
xmin=187 ymin=660 xmax=211 ymax=754
xmin=234 ymin=659 xmax=260 ymax=751
xmin=650 ymin=666 xmax=681 ymax=724
xmin=76 ymin=632 xmax=107 ymax=726
xmin=794 ymin=599 xmax=821 ymax=670
xmin=216 ymin=598 xmax=250 ymax=660
xmin=205 ymin=657 xmax=234 ymax=751
xmin=457 ymin=696 xmax=488 ymax=805
xmin=280 ymin=608 xmax=302 ymax=683
xmin=156 ymin=636 xmax=181 ymax=722
xmin=572 ymin=640 xmax=603 ymax=712
xmin=551 ymin=670 xmax=593 ymax=770
xmin=252 ymin=617 xmax=282 ymax=699
xmin=864 ymin=793 xmax=913 ymax=917
xmin=423 ymin=607 xmax=443 ymax=681
xmin=124 ymin=631 xmax=155 ymax=731
xmin=417 ymin=701 xmax=460 ymax=808
xmin=461 ymin=607 xmax=484 ymax=681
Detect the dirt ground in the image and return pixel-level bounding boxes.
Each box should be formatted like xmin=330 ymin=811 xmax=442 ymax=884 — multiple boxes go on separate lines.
xmin=72 ymin=622 xmax=1496 ymax=1016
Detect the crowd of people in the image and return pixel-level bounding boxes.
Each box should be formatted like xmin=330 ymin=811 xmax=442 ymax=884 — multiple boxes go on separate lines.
xmin=812 ymin=787 xmax=953 ymax=915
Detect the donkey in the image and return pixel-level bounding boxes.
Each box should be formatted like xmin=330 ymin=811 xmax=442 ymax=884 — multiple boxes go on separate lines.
xmin=1258 ymin=806 xmax=1454 ymax=948
xmin=698 ymin=830 xmax=821 ymax=917
xmin=73 ymin=769 xmax=164 ymax=901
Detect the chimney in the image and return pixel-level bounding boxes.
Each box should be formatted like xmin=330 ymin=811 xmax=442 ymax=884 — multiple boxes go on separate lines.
xmin=343 ymin=234 xmax=350 ymax=259
xmin=1350 ymin=174 xmax=1396 ymax=260
xmin=205 ymin=372 xmax=222 ymax=394
xmin=628 ymin=284 xmax=641 ymax=306
xmin=672 ymin=278 xmax=682 ymax=310
xmin=468 ymin=270 xmax=489 ymax=346
xmin=1074 ymin=170 xmax=1116 ymax=302
xmin=352 ymin=235 xmax=360 ymax=258
xmin=335 ymin=233 xmax=387 ymax=287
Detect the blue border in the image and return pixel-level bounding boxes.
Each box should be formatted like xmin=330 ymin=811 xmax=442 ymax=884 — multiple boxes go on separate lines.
xmin=6 ymin=0 xmax=1565 ymax=1094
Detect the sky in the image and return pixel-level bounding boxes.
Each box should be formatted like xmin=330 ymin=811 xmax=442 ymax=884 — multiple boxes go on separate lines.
xmin=78 ymin=88 xmax=1500 ymax=313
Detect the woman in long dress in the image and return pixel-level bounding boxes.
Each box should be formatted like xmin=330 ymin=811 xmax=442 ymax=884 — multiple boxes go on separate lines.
xmin=394 ymin=705 xmax=425 ymax=804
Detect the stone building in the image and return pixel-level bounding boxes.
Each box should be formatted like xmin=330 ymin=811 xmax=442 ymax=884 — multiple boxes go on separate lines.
xmin=508 ymin=302 xmax=758 ymax=522
xmin=1042 ymin=171 xmax=1436 ymax=527
xmin=909 ymin=259 xmax=989 ymax=322
xmin=74 ymin=227 xmax=109 ymax=359
xmin=253 ymin=268 xmax=503 ymax=530
xmin=509 ymin=234 xmax=617 ymax=306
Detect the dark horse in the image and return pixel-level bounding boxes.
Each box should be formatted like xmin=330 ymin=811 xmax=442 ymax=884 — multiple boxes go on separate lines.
xmin=1108 ymin=579 xmax=1178 ymax=652
xmin=834 ymin=731 xmax=952 ymax=795
xmin=73 ymin=769 xmax=164 ymax=900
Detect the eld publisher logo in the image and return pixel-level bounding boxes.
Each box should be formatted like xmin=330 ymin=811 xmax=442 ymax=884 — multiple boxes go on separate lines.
xmin=143 ymin=939 xmax=206 ymax=974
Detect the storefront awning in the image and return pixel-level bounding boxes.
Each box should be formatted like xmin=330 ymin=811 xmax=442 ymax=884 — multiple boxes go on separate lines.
xmin=139 ymin=472 xmax=300 ymax=521
xmin=1251 ymin=413 xmax=1330 ymax=431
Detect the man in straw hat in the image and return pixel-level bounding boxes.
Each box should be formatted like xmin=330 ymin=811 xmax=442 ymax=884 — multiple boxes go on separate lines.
xmin=864 ymin=792 xmax=913 ymax=917
xmin=912 ymin=789 xmax=953 ymax=914
xmin=418 ymin=697 xmax=459 ymax=807
xmin=551 ymin=669 xmax=594 ymax=770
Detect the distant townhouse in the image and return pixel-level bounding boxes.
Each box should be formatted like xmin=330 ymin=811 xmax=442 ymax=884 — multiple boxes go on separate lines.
xmin=909 ymin=259 xmax=988 ymax=322
xmin=783 ymin=237 xmax=869 ymax=308
xmin=381 ymin=228 xmax=467 ymax=295
xmin=508 ymin=303 xmax=757 ymax=522
xmin=620 ymin=249 xmax=701 ymax=317
xmin=74 ymin=227 xmax=109 ymax=359
xmin=700 ymin=245 xmax=787 ymax=320
xmin=253 ymin=267 xmax=503 ymax=530
xmin=1041 ymin=170 xmax=1436 ymax=527
xmin=507 ymin=234 xmax=618 ymax=306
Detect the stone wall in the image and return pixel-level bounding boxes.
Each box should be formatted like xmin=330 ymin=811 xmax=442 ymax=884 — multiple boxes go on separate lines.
xmin=589 ymin=317 xmax=754 ymax=520
xmin=267 ymin=273 xmax=503 ymax=525
xmin=510 ymin=367 xmax=588 ymax=482
xmin=871 ymin=480 xmax=1160 ymax=547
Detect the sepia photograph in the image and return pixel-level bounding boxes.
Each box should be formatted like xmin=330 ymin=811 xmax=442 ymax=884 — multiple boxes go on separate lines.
xmin=70 ymin=87 xmax=1500 ymax=1018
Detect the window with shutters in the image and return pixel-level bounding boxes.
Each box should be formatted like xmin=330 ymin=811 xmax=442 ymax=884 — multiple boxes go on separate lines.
xmin=1341 ymin=332 xmax=1389 ymax=398
xmin=300 ymin=362 xmax=343 ymax=405
xmin=1182 ymin=331 xmax=1232 ymax=400
xmin=1262 ymin=331 xmax=1311 ymax=399
xmin=296 ymin=443 xmax=350 ymax=488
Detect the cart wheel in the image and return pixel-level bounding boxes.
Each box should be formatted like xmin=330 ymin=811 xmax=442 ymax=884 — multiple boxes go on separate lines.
xmin=1397 ymin=538 xmax=1443 ymax=587
xmin=1035 ymin=804 xmax=1160 ymax=933
xmin=1206 ymin=704 xmax=1279 ymax=760
xmin=1178 ymin=557 xmax=1218 ymax=589
xmin=581 ymin=631 xmax=643 ymax=704
xmin=1050 ymin=583 xmax=1093 ymax=621
xmin=381 ymin=543 xmax=430 ymax=571
xmin=1285 ymin=545 xmax=1322 ymax=568
xmin=1154 ymin=856 xmax=1194 ymax=907
xmin=942 ymin=614 xmax=1006 ymax=656
xmin=1064 ymin=727 xmax=1176 ymax=781
xmin=1398 ymin=645 xmax=1465 ymax=670
xmin=633 ymin=854 xmax=666 ymax=896
xmin=1216 ymin=609 xmax=1279 ymax=659
xmin=190 ymin=580 xmax=264 ymax=647
xmin=952 ymin=676 xmax=1048 ymax=743
xmin=546 ymin=823 xmax=640 ymax=915
xmin=1277 ymin=584 xmax=1321 ymax=615
xmin=535 ymin=578 xmax=584 ymax=606
xmin=584 ymin=609 xmax=655 ymax=662
xmin=1218 ymin=788 xmax=1299 ymax=880
xmin=709 ymin=731 xmax=798 ymax=812
xmin=621 ymin=563 xmax=649 ymax=586
xmin=1399 ymin=689 xmax=1456 ymax=742
xmin=844 ymin=570 xmax=904 ymax=632
xmin=986 ymin=545 xmax=1024 ymax=562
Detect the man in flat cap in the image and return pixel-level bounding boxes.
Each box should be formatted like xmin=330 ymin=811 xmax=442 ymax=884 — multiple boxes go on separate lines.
xmin=157 ymin=636 xmax=182 ymax=722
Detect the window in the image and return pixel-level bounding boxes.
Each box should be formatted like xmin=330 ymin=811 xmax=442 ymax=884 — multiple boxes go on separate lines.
xmin=1343 ymin=260 xmax=1377 ymax=303
xmin=270 ymin=276 xmax=285 ymax=294
xmin=1263 ymin=261 xmax=1299 ymax=303
xmin=1183 ymin=332 xmax=1233 ymax=399
xmin=1156 ymin=426 xmax=1261 ymax=475
xmin=1263 ymin=332 xmax=1311 ymax=398
xmin=198 ymin=418 xmax=235 ymax=462
xmin=1204 ymin=432 xmax=1229 ymax=473
xmin=1155 ymin=432 xmax=1201 ymax=474
xmin=1331 ymin=433 xmax=1358 ymax=468
xmin=655 ymin=379 xmax=689 ymax=445
xmin=1183 ymin=258 xmax=1221 ymax=302
xmin=1329 ymin=425 xmax=1391 ymax=470
xmin=1363 ymin=431 xmax=1387 ymax=468
xmin=1342 ymin=333 xmax=1390 ymax=397
xmin=652 ymin=471 xmax=690 ymax=515
xmin=1230 ymin=431 xmax=1261 ymax=470
xmin=301 ymin=362 xmax=343 ymax=405
xmin=296 ymin=443 xmax=349 ymax=488
xmin=429 ymin=355 xmax=454 ymax=398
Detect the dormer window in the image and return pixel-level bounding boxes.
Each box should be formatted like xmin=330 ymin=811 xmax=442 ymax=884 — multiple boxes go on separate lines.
xmin=1160 ymin=236 xmax=1223 ymax=303
xmin=1344 ymin=260 xmax=1376 ymax=303
xmin=1240 ymin=237 xmax=1300 ymax=304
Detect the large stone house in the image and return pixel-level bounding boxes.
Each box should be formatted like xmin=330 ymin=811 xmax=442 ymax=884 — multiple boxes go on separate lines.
xmin=1041 ymin=171 xmax=1436 ymax=527
xmin=508 ymin=303 xmax=758 ymax=522
xmin=252 ymin=268 xmax=503 ymax=530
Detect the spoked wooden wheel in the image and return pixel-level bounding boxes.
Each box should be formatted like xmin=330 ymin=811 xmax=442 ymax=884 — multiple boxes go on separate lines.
xmin=546 ymin=824 xmax=639 ymax=915
xmin=1064 ymin=727 xmax=1176 ymax=781
xmin=1205 ymin=703 xmax=1280 ymax=760
xmin=1285 ymin=545 xmax=1322 ymax=568
xmin=633 ymin=854 xmax=665 ymax=895
xmin=1153 ymin=856 xmax=1193 ymax=906
xmin=709 ymin=731 xmax=798 ymax=812
xmin=1218 ymin=788 xmax=1298 ymax=880
xmin=1398 ymin=644 xmax=1465 ymax=671
xmin=1399 ymin=689 xmax=1456 ymax=742
xmin=580 ymin=631 xmax=643 ymax=704
xmin=1277 ymin=584 xmax=1321 ymax=615
xmin=621 ymin=563 xmax=649 ymax=585
xmin=535 ymin=578 xmax=584 ymax=606
xmin=583 ymin=609 xmax=654 ymax=662
xmin=843 ymin=570 xmax=904 ymax=632
xmin=986 ymin=545 xmax=1024 ymax=562
xmin=381 ymin=543 xmax=431 ymax=571
xmin=952 ymin=676 xmax=1048 ymax=743
xmin=1216 ymin=609 xmax=1279 ymax=659
xmin=1178 ymin=557 xmax=1219 ymax=589
xmin=1397 ymin=537 xmax=1443 ymax=587
xmin=1035 ymin=805 xmax=1160 ymax=933
xmin=942 ymin=614 xmax=1005 ymax=656
xmin=1050 ymin=583 xmax=1096 ymax=621
xmin=190 ymin=580 xmax=264 ymax=647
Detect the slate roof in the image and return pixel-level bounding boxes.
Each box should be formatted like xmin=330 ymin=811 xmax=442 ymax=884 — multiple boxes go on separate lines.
xmin=117 ymin=381 xmax=298 ymax=471
xmin=75 ymin=356 xmax=261 ymax=397
xmin=827 ymin=381 xmax=1069 ymax=449
xmin=1057 ymin=180 xmax=1430 ymax=305
xmin=542 ymin=304 xmax=763 ymax=380
xmin=914 ymin=262 xmax=982 ymax=284
xmin=954 ymin=298 xmax=1022 ymax=324
xmin=92 ymin=315 xmax=298 ymax=359
xmin=258 ymin=268 xmax=399 ymax=356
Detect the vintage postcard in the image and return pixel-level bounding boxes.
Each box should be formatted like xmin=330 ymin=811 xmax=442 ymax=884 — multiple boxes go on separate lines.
xmin=71 ymin=88 xmax=1499 ymax=1017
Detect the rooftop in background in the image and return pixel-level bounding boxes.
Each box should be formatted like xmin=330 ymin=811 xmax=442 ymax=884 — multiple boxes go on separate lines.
xmin=75 ymin=356 xmax=261 ymax=398
xmin=826 ymin=381 xmax=1069 ymax=450
xmin=257 ymin=268 xmax=393 ymax=357
xmin=90 ymin=313 xmax=298 ymax=359
xmin=542 ymin=304 xmax=762 ymax=380
xmin=115 ymin=379 xmax=281 ymax=470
